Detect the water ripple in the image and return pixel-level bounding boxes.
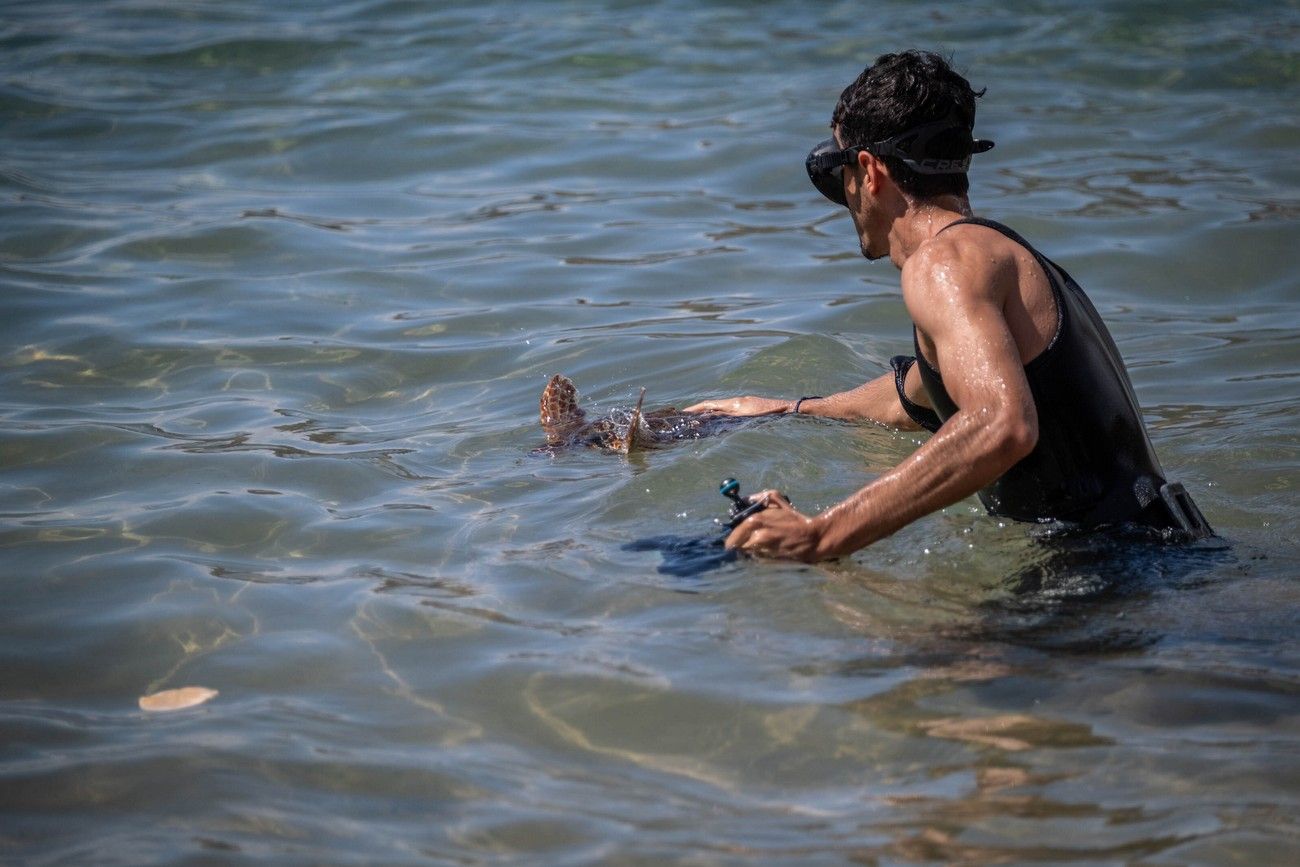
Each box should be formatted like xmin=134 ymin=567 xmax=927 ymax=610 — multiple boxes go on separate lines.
xmin=2 ymin=0 xmax=1297 ymax=862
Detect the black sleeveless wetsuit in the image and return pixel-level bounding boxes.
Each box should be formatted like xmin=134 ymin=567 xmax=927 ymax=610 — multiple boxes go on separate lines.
xmin=890 ymin=217 xmax=1199 ymax=531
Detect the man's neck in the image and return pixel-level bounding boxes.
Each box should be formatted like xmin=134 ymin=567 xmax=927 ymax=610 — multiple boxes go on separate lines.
xmin=889 ymin=195 xmax=973 ymax=269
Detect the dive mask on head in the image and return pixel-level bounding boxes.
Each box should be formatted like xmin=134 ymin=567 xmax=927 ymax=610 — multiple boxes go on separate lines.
xmin=805 ymin=115 xmax=995 ymax=207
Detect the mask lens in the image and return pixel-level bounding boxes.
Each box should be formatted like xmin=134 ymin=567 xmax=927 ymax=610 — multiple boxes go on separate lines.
xmin=805 ymin=138 xmax=849 ymax=207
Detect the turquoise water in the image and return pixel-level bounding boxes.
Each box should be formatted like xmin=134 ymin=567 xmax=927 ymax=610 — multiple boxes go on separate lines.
xmin=2 ymin=0 xmax=1298 ymax=863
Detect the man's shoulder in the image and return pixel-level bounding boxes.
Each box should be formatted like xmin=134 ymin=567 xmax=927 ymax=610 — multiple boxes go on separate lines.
xmin=927 ymin=218 xmax=1023 ymax=260
xmin=901 ymin=223 xmax=1012 ymax=302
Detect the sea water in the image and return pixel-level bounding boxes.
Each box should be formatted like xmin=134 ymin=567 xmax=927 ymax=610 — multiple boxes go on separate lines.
xmin=2 ymin=1 xmax=1297 ymax=863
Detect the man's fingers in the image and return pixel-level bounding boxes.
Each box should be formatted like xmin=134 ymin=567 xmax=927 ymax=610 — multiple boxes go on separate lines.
xmin=750 ymin=489 xmax=791 ymax=510
xmin=682 ymin=397 xmax=782 ymax=416
xmin=683 ymin=399 xmax=738 ymax=414
xmin=725 ymin=493 xmax=791 ymax=551
xmin=724 ymin=516 xmax=754 ymax=550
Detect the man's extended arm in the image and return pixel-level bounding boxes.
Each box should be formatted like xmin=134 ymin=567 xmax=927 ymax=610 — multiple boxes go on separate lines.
xmin=725 ymin=247 xmax=1039 ymax=561
xmin=683 ymin=365 xmax=930 ymax=431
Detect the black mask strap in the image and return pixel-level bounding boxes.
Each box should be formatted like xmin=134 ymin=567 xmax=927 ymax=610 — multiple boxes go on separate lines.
xmin=870 ymin=113 xmax=995 ymax=175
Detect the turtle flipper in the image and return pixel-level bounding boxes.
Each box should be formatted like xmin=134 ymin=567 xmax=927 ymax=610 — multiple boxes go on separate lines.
xmin=540 ymin=374 xmax=586 ymax=445
xmin=622 ymin=387 xmax=647 ymax=455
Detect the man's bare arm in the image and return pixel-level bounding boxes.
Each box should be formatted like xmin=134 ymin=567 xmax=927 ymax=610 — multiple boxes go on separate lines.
xmin=682 ymin=366 xmax=928 ymax=430
xmin=726 ymin=246 xmax=1039 ymax=561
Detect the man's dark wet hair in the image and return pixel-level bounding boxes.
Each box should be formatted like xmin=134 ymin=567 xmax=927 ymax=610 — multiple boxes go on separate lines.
xmin=831 ymin=50 xmax=986 ymax=200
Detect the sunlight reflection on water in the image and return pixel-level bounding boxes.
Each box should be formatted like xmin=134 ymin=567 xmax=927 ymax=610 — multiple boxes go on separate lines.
xmin=2 ymin=0 xmax=1297 ymax=863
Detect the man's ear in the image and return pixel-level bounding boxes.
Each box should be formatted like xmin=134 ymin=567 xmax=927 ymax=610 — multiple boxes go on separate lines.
xmin=861 ymin=151 xmax=889 ymax=194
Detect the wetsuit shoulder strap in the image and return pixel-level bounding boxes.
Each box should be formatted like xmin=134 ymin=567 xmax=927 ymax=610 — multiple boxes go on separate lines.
xmin=937 ymin=216 xmax=1073 ymax=291
xmin=937 ymin=215 xmax=1026 ymax=242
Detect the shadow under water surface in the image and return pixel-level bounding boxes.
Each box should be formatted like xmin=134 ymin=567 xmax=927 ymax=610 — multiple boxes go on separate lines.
xmin=965 ymin=523 xmax=1236 ymax=654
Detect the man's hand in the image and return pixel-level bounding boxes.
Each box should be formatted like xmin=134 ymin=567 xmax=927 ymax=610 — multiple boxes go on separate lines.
xmin=725 ymin=490 xmax=827 ymax=562
xmin=683 ymin=396 xmax=792 ymax=416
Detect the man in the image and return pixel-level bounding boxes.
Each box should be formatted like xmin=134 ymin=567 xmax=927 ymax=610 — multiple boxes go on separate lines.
xmin=684 ymin=50 xmax=1209 ymax=562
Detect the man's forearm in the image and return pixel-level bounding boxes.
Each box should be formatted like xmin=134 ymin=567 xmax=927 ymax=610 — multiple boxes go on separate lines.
xmin=810 ymin=406 xmax=1035 ymax=557
xmin=684 ymin=369 xmax=922 ymax=428
xmin=795 ymin=371 xmax=921 ymax=430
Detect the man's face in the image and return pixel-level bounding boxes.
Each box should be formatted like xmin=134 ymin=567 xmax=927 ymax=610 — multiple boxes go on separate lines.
xmin=834 ymin=127 xmax=890 ymax=261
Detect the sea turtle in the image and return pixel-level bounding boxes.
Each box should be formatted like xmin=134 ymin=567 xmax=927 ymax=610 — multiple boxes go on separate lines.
xmin=539 ymin=374 xmax=741 ymax=453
